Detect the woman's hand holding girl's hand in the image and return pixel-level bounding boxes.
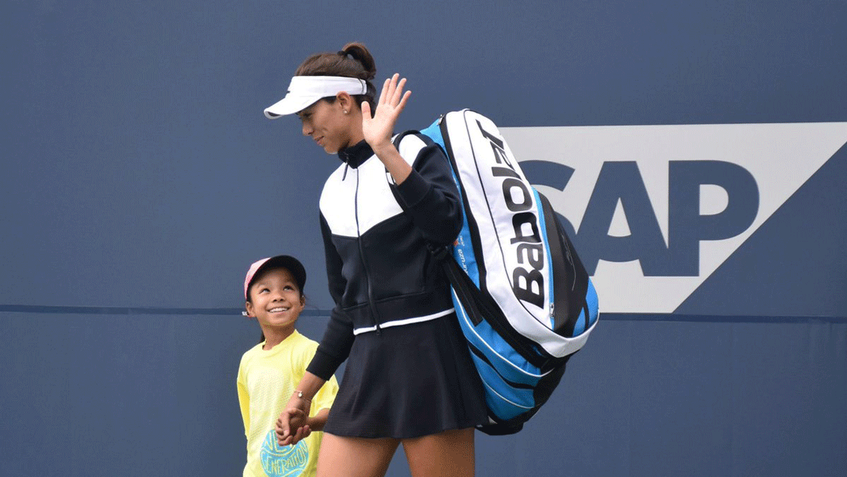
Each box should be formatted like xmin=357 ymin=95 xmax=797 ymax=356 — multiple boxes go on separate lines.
xmin=361 ymin=73 xmax=411 ymax=156
xmin=275 ymin=401 xmax=312 ymax=446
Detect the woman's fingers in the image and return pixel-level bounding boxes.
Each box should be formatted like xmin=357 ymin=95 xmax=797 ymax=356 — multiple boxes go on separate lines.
xmin=362 ymin=73 xmax=412 ymax=149
xmin=392 ymin=77 xmax=407 ymax=105
xmin=275 ymin=416 xmax=289 ymax=438
xmin=280 ymin=425 xmax=312 ymax=447
xmin=377 ymin=73 xmax=408 ymax=109
xmin=378 ymin=76 xmax=392 ymax=106
xmin=275 ymin=407 xmax=306 ymax=440
xmin=397 ymin=89 xmax=411 ymax=112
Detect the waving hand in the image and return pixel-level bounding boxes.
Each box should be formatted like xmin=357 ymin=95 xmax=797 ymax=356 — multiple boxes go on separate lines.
xmin=361 ymin=73 xmax=412 ymax=152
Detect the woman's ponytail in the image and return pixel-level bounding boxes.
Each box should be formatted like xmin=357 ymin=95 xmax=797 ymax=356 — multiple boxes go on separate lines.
xmin=294 ymin=42 xmax=378 ymax=109
xmin=339 ymin=42 xmax=376 ymax=81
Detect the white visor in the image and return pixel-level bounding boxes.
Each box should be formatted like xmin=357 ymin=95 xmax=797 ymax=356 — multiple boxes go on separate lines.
xmin=264 ymin=76 xmax=368 ymax=119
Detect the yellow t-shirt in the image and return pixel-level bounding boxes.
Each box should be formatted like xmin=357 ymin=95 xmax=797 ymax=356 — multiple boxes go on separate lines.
xmin=237 ymin=330 xmax=339 ymax=477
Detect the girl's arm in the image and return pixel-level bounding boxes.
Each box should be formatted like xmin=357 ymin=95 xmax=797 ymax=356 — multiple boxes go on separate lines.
xmin=305 ymin=408 xmax=330 ymax=433
xmin=236 ymin=362 xmax=250 ymax=437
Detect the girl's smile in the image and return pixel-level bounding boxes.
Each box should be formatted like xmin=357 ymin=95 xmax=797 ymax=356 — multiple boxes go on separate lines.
xmin=245 ymin=267 xmax=305 ymax=336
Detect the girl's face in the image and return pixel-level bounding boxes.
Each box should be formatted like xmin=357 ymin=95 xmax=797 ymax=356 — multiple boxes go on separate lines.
xmin=297 ymin=98 xmax=361 ymax=154
xmin=245 ymin=268 xmax=304 ymax=333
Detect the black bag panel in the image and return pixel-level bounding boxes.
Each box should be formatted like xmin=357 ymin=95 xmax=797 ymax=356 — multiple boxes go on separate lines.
xmin=538 ymin=193 xmax=591 ymax=338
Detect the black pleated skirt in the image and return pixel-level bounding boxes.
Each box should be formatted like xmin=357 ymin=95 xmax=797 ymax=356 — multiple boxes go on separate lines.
xmin=323 ymin=313 xmax=488 ymax=439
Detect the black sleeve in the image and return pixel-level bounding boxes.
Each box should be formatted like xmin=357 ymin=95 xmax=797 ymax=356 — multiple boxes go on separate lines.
xmin=320 ymin=213 xmax=345 ymax=305
xmin=306 ymin=307 xmax=354 ymax=380
xmin=306 ymin=212 xmax=355 ymax=380
xmin=393 ymin=134 xmax=463 ymax=246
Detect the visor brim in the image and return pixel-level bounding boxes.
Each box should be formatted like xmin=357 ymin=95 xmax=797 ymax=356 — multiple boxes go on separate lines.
xmin=263 ymin=95 xmax=321 ymax=119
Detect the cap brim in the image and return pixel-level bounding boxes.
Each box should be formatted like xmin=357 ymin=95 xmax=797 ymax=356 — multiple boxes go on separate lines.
xmin=245 ymin=255 xmax=307 ymax=299
xmin=264 ymin=95 xmax=320 ymax=119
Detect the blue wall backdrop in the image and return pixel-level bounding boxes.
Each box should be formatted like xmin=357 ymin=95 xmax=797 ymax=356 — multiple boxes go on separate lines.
xmin=2 ymin=1 xmax=845 ymax=476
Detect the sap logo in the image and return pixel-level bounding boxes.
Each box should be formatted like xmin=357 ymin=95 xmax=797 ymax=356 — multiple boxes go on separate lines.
xmin=477 ymin=120 xmax=547 ymax=308
xmin=502 ymin=123 xmax=847 ymax=313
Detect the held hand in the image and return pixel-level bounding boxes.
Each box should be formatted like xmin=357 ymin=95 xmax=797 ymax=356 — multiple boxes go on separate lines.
xmin=361 ymin=73 xmax=412 ymax=153
xmin=275 ymin=405 xmax=312 ymax=446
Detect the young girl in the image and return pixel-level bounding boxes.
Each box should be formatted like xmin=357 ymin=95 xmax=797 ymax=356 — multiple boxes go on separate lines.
xmin=237 ymin=255 xmax=339 ymax=477
xmin=264 ymin=43 xmax=487 ymax=477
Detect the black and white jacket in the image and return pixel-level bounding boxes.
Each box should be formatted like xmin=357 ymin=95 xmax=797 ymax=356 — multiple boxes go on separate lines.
xmin=306 ymin=133 xmax=463 ymax=380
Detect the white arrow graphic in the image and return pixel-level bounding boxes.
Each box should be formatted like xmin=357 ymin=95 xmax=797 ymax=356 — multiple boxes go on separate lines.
xmin=502 ymin=122 xmax=847 ymax=313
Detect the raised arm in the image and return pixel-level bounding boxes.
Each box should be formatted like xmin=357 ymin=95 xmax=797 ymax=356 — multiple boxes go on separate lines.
xmin=361 ymin=73 xmax=413 ymax=184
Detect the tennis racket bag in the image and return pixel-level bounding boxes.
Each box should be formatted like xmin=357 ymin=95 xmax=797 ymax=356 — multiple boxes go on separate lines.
xmin=419 ymin=109 xmax=599 ymax=435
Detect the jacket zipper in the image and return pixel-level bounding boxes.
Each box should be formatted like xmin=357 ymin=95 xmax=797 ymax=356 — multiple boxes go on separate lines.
xmin=354 ymin=169 xmax=382 ymax=334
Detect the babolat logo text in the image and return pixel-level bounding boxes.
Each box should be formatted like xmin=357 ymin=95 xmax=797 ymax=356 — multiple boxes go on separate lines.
xmin=477 ymin=120 xmax=547 ymax=310
xmin=501 ymin=123 xmax=847 ymax=314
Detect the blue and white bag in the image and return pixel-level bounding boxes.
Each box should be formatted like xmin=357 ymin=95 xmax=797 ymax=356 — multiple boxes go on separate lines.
xmin=419 ymin=110 xmax=599 ymax=435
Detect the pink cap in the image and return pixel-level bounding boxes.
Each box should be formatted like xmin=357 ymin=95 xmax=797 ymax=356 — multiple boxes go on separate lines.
xmin=243 ymin=255 xmax=307 ymax=300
